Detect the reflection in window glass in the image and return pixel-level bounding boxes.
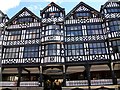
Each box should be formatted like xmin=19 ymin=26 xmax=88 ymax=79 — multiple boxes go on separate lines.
xmin=66 ymin=25 xmax=82 ymax=36
xmin=23 ymin=45 xmax=39 ymax=58
xmin=8 ymin=31 xmax=21 ymax=41
xmin=25 ymin=29 xmax=40 ymax=39
xmin=109 ymin=20 xmax=120 ymax=32
xmin=66 ymin=44 xmax=83 ymax=56
xmin=4 ymin=47 xmax=19 ymax=59
xmin=45 ymin=25 xmax=62 ymax=36
xmin=45 ymin=44 xmax=60 ymax=56
xmin=87 ymin=24 xmax=103 ymax=35
xmin=89 ymin=43 xmax=106 ymax=54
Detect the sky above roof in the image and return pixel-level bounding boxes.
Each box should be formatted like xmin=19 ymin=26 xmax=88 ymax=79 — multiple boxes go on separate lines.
xmin=0 ymin=0 xmax=119 ymax=18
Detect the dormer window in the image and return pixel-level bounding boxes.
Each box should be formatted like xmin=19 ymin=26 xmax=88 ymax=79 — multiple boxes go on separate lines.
xmin=107 ymin=8 xmax=120 ymax=13
xmin=44 ymin=12 xmax=60 ymax=18
xmin=75 ymin=12 xmax=91 ymax=18
xmin=16 ymin=16 xmax=33 ymax=24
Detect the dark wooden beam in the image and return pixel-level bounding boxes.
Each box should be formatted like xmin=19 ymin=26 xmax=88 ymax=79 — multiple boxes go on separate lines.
xmin=17 ymin=67 xmax=22 ymax=87
xmin=38 ymin=66 xmax=43 ymax=87
xmin=23 ymin=68 xmax=30 ymax=73
xmin=108 ymin=63 xmax=117 ymax=85
xmin=84 ymin=64 xmax=91 ymax=90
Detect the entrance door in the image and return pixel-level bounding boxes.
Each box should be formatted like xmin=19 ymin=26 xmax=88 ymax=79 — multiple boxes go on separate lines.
xmin=43 ymin=67 xmax=63 ymax=90
xmin=43 ymin=75 xmax=55 ymax=90
xmin=43 ymin=75 xmax=63 ymax=90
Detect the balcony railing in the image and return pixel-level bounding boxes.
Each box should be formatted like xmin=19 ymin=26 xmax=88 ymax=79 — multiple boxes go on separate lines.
xmin=1 ymin=81 xmax=15 ymax=86
xmin=117 ymin=79 xmax=120 ymax=84
xmin=1 ymin=81 xmax=39 ymax=87
xmin=1 ymin=79 xmax=120 ymax=87
xmin=91 ymin=79 xmax=113 ymax=85
xmin=20 ymin=81 xmax=39 ymax=86
xmin=66 ymin=80 xmax=88 ymax=86
xmin=66 ymin=79 xmax=120 ymax=86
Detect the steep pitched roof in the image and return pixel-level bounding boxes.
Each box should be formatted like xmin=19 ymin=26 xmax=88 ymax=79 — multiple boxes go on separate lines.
xmin=0 ymin=10 xmax=9 ymax=19
xmin=65 ymin=2 xmax=102 ymax=19
xmin=100 ymin=1 xmax=120 ymax=12
xmin=7 ymin=7 xmax=40 ymax=25
xmin=0 ymin=10 xmax=5 ymax=17
xmin=40 ymin=2 xmax=64 ymax=14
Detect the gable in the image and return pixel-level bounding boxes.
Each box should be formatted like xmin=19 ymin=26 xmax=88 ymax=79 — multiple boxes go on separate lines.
xmin=41 ymin=2 xmax=64 ymax=15
xmin=100 ymin=1 xmax=120 ymax=17
xmin=75 ymin=5 xmax=90 ymax=12
xmin=65 ymin=2 xmax=101 ymax=19
xmin=106 ymin=2 xmax=120 ymax=7
xmin=0 ymin=10 xmax=4 ymax=17
xmin=7 ymin=7 xmax=40 ymax=25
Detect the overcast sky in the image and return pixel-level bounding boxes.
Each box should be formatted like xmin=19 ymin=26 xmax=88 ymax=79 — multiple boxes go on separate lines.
xmin=0 ymin=0 xmax=119 ymax=18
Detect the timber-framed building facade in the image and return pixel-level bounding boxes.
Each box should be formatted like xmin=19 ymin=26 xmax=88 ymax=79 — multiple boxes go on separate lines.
xmin=1 ymin=1 xmax=120 ymax=90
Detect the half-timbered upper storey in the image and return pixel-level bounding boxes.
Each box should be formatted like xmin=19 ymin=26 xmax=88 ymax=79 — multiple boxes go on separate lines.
xmin=2 ymin=8 xmax=41 ymax=65
xmin=4 ymin=7 xmax=41 ymax=46
xmin=65 ymin=2 xmax=105 ymax=42
xmin=100 ymin=0 xmax=120 ymax=19
xmin=2 ymin=1 xmax=120 ymax=65
xmin=64 ymin=2 xmax=109 ymax=63
xmin=65 ymin=2 xmax=102 ymax=20
xmin=6 ymin=7 xmax=41 ymax=29
xmin=41 ymin=2 xmax=65 ymax=43
xmin=0 ymin=10 xmax=9 ymax=27
xmin=41 ymin=2 xmax=65 ymax=24
xmin=100 ymin=0 xmax=120 ymax=62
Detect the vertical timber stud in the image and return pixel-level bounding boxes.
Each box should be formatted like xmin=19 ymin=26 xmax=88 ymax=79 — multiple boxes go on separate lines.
xmin=63 ymin=65 xmax=66 ymax=87
xmin=108 ymin=62 xmax=117 ymax=85
xmin=28 ymin=71 xmax=31 ymax=81
xmin=85 ymin=64 xmax=91 ymax=90
xmin=106 ymin=31 xmax=117 ymax=85
xmin=0 ymin=67 xmax=4 ymax=82
xmin=17 ymin=67 xmax=22 ymax=87
xmin=38 ymin=66 xmax=43 ymax=87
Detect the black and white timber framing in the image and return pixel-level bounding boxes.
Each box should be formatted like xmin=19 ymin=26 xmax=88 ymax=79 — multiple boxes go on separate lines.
xmin=1 ymin=1 xmax=120 ymax=89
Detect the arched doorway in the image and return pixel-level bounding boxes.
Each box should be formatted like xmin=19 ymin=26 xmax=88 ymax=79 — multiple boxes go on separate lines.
xmin=43 ymin=67 xmax=63 ymax=90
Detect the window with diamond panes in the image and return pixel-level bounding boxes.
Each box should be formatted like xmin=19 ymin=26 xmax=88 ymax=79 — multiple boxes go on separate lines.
xmin=89 ymin=42 xmax=107 ymax=55
xmin=25 ymin=29 xmax=40 ymax=39
xmin=49 ymin=12 xmax=60 ymax=17
xmin=45 ymin=44 xmax=60 ymax=56
xmin=16 ymin=16 xmax=33 ymax=24
xmin=86 ymin=24 xmax=103 ymax=35
xmin=109 ymin=20 xmax=120 ymax=32
xmin=66 ymin=25 xmax=82 ymax=36
xmin=112 ymin=40 xmax=120 ymax=53
xmin=44 ymin=12 xmax=60 ymax=18
xmin=23 ymin=45 xmax=39 ymax=58
xmin=7 ymin=30 xmax=21 ymax=41
xmin=75 ymin=12 xmax=91 ymax=17
xmin=65 ymin=44 xmax=84 ymax=56
xmin=3 ymin=47 xmax=19 ymax=59
xmin=45 ymin=25 xmax=61 ymax=36
xmin=107 ymin=8 xmax=120 ymax=13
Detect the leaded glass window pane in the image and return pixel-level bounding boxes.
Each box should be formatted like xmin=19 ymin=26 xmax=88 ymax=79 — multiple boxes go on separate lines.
xmin=89 ymin=42 xmax=107 ymax=54
xmin=45 ymin=44 xmax=60 ymax=56
xmin=66 ymin=44 xmax=84 ymax=56
xmin=87 ymin=24 xmax=103 ymax=35
xmin=23 ymin=45 xmax=39 ymax=58
xmin=45 ymin=25 xmax=61 ymax=36
xmin=4 ymin=47 xmax=19 ymax=59
xmin=25 ymin=29 xmax=40 ymax=39
xmin=8 ymin=30 xmax=21 ymax=41
xmin=109 ymin=20 xmax=120 ymax=32
xmin=66 ymin=25 xmax=82 ymax=37
xmin=17 ymin=17 xmax=33 ymax=23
